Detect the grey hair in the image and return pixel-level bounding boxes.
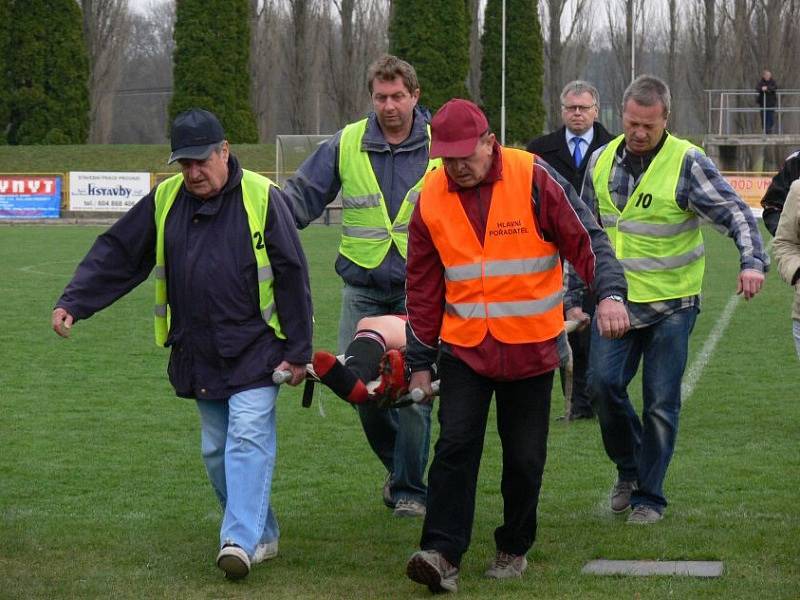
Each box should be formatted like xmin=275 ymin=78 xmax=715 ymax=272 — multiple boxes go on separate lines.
xmin=560 ymin=80 xmax=600 ymax=106
xmin=622 ymin=75 xmax=671 ymax=117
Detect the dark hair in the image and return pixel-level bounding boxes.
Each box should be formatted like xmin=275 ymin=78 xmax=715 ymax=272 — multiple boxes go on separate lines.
xmin=367 ymin=54 xmax=419 ymax=95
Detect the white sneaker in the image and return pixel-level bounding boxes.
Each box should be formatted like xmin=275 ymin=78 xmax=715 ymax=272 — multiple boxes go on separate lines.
xmin=393 ymin=498 xmax=426 ymax=518
xmin=253 ymin=539 xmax=279 ymax=564
xmin=216 ymin=544 xmax=250 ymax=579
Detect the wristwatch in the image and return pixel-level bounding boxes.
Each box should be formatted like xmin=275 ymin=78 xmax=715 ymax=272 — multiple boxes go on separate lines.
xmin=604 ymin=294 xmax=625 ymax=303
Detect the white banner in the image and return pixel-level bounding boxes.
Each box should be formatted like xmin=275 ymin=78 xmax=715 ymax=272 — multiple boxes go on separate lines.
xmin=69 ymin=171 xmax=152 ymax=212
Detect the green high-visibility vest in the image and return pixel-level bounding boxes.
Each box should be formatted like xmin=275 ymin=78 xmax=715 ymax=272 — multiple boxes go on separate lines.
xmin=337 ymin=118 xmax=440 ymax=268
xmin=152 ymin=170 xmax=285 ymax=347
xmin=593 ymin=133 xmax=705 ymax=303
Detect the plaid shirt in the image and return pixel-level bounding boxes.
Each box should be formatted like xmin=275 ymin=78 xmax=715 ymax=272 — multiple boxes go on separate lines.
xmin=566 ymin=134 xmax=769 ymax=329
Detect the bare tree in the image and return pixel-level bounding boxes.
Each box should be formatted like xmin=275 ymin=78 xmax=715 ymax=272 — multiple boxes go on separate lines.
xmin=539 ymin=0 xmax=590 ymax=129
xmin=283 ymin=0 xmax=323 ymax=133
xmin=80 ymin=0 xmax=133 ymax=143
xmin=466 ymin=0 xmax=482 ymax=102
xmin=325 ymin=0 xmax=389 ymax=125
xmin=110 ymin=2 xmax=175 ymax=143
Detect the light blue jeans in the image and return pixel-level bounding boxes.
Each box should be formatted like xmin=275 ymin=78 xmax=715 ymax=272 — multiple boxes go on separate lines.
xmin=793 ymin=319 xmax=800 ymax=359
xmin=196 ymin=386 xmax=279 ymax=556
xmin=338 ymin=283 xmax=432 ymax=505
xmin=589 ymin=307 xmax=698 ymax=512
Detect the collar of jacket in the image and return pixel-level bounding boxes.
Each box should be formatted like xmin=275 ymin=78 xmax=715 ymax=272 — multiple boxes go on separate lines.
xmin=361 ymin=106 xmax=431 ymax=154
xmin=182 ymin=154 xmax=244 ymax=214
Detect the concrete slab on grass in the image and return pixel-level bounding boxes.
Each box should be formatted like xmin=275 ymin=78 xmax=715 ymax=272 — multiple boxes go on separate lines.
xmin=582 ymin=560 xmax=724 ymax=578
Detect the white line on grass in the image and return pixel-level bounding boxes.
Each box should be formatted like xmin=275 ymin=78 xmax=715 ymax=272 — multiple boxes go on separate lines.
xmin=681 ymin=238 xmax=772 ymax=402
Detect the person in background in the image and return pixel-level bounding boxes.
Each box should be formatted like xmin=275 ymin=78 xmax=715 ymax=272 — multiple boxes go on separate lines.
xmin=756 ymin=69 xmax=778 ymax=134
xmin=772 ymin=179 xmax=800 ymax=358
xmin=760 ymin=149 xmax=800 ymax=236
xmin=526 ymin=80 xmax=615 ymax=420
xmin=51 ymin=108 xmax=312 ymax=580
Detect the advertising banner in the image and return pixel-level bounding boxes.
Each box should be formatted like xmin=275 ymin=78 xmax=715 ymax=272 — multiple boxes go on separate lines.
xmin=0 ymin=175 xmax=61 ymax=219
xmin=69 ymin=171 xmax=152 ymax=212
xmin=721 ymin=172 xmax=772 ymax=218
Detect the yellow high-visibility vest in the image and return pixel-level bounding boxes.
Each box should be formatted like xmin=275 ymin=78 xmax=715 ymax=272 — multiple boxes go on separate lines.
xmin=337 ymin=118 xmax=440 ymax=268
xmin=593 ymin=134 xmax=705 ymax=302
xmin=152 ymin=170 xmax=284 ymax=346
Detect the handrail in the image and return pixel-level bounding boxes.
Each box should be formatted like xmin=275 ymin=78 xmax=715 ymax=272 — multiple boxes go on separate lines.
xmin=705 ymin=89 xmax=800 ymax=135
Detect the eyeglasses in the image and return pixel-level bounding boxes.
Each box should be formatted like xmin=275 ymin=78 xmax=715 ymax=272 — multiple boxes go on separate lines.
xmin=562 ymin=104 xmax=596 ymax=114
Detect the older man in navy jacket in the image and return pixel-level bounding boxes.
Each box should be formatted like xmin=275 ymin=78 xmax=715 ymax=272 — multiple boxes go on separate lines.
xmin=52 ymin=108 xmax=312 ymax=580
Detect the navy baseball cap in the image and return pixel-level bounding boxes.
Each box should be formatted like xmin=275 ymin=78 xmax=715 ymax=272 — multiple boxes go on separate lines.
xmin=168 ymin=108 xmax=225 ymax=164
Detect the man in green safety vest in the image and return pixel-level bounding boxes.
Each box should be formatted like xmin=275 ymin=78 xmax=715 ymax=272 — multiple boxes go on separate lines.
xmin=283 ymin=55 xmax=437 ymax=519
xmin=52 ymin=108 xmax=313 ymax=579
xmin=567 ymin=75 xmax=769 ymax=525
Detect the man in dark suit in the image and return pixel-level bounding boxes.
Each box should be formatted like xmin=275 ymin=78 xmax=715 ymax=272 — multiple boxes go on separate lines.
xmin=527 ymin=80 xmax=614 ymax=420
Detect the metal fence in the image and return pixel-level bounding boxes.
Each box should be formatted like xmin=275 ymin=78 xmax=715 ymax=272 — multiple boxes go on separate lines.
xmin=706 ymin=89 xmax=800 ymax=135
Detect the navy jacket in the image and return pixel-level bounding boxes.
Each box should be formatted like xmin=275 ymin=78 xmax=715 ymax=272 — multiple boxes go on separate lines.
xmin=56 ymin=155 xmax=313 ymax=401
xmin=282 ymin=107 xmax=431 ymax=291
xmin=526 ymin=122 xmax=614 ymax=194
xmin=761 ymin=149 xmax=800 ymax=236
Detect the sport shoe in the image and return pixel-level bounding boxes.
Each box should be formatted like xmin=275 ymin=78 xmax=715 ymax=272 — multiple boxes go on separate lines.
xmin=252 ymin=539 xmax=278 ymax=564
xmin=406 ymin=550 xmax=459 ymax=593
xmin=393 ymin=498 xmax=426 ymax=518
xmin=485 ymin=551 xmax=528 ymax=579
xmin=383 ymin=472 xmax=395 ymax=509
xmin=373 ymin=349 xmax=409 ymax=407
xmin=610 ymin=479 xmax=637 ymax=513
xmin=216 ymin=544 xmax=250 ymax=579
xmin=626 ymin=505 xmax=663 ymax=524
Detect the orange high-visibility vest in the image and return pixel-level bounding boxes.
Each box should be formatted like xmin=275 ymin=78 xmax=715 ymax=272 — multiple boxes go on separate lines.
xmin=419 ymin=146 xmax=564 ymax=347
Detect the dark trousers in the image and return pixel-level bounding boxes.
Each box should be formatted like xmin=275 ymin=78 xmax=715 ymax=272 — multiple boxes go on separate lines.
xmin=420 ymin=352 xmax=553 ymax=567
xmin=560 ymin=325 xmax=593 ymax=415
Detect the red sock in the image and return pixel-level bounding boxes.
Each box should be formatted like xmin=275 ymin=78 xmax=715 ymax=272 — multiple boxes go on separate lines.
xmin=312 ymin=351 xmax=369 ymax=404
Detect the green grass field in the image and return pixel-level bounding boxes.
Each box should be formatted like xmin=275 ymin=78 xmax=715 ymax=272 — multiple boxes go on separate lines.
xmin=1 ymin=224 xmax=798 ymax=599
xmin=0 ymin=144 xmax=278 ymax=175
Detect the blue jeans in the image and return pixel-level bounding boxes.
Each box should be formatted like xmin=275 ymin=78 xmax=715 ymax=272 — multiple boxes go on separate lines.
xmin=196 ymin=386 xmax=279 ymax=556
xmin=338 ymin=283 xmax=432 ymax=505
xmin=589 ymin=307 xmax=698 ymax=512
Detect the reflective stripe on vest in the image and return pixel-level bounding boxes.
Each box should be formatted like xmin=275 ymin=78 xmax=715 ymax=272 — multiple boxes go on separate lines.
xmin=419 ymin=146 xmax=564 ymax=346
xmin=593 ymin=134 xmax=706 ymax=303
xmin=152 ymin=170 xmax=285 ymax=347
xmin=337 ymin=117 xmax=440 ymax=268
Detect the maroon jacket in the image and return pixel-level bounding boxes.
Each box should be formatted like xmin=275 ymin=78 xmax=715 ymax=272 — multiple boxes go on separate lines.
xmin=405 ymin=143 xmax=626 ymax=380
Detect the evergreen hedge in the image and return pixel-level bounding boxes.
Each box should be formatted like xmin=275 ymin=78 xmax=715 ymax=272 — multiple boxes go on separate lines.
xmin=389 ymin=0 xmax=470 ymax=112
xmin=170 ymin=0 xmax=257 ymax=143
xmin=5 ymin=0 xmax=89 ymax=144
xmin=480 ymin=0 xmax=545 ymax=144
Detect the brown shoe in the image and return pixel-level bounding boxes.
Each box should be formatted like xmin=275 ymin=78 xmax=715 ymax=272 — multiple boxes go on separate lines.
xmin=610 ymin=479 xmax=637 ymax=513
xmin=406 ymin=550 xmax=459 ymax=593
xmin=485 ymin=551 xmax=528 ymax=579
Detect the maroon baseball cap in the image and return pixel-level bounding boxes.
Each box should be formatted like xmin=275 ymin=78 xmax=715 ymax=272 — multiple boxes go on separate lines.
xmin=430 ymin=99 xmax=489 ymax=158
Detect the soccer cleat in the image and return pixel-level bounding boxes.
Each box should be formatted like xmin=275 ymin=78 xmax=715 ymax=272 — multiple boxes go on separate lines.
xmin=312 ymin=350 xmax=369 ymax=404
xmin=372 ymin=349 xmax=409 ymax=407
